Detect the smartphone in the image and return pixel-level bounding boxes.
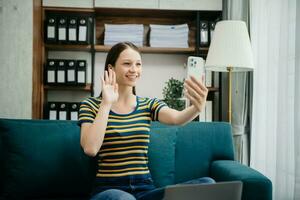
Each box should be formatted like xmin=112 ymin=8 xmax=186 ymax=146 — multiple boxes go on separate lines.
xmin=186 ymin=56 xmax=205 ymax=82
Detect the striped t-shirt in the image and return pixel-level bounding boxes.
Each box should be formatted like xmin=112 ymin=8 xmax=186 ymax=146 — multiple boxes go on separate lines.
xmin=78 ymin=96 xmax=167 ymax=179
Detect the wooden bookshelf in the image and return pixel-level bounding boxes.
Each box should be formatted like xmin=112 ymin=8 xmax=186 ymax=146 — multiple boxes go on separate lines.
xmin=32 ymin=6 xmax=222 ymax=120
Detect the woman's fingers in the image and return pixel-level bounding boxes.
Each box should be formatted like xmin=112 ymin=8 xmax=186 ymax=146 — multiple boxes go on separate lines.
xmin=185 ymin=78 xmax=202 ymax=95
xmin=184 ymin=90 xmax=201 ymax=111
xmin=190 ymin=75 xmax=208 ymax=92
xmin=185 ymin=78 xmax=207 ymax=98
xmin=104 ymin=69 xmax=115 ymax=85
xmin=108 ymin=68 xmax=113 ymax=85
xmin=104 ymin=70 xmax=109 ymax=84
xmin=184 ymin=83 xmax=202 ymax=100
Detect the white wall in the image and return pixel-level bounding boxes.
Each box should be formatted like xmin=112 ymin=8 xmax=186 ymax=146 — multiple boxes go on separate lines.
xmin=0 ymin=0 xmax=33 ymax=119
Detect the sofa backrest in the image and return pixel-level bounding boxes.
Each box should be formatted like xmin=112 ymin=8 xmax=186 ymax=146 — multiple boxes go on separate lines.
xmin=0 ymin=119 xmax=95 ymax=199
xmin=148 ymin=122 xmax=234 ymax=186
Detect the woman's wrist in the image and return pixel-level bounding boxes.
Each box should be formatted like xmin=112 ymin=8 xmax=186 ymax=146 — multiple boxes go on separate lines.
xmin=100 ymin=100 xmax=113 ymax=108
xmin=94 ymin=101 xmax=112 ymax=120
xmin=191 ymin=104 xmax=202 ymax=113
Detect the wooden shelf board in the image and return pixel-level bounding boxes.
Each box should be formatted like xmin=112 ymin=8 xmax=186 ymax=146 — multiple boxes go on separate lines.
xmin=44 ymin=84 xmax=92 ymax=91
xmin=43 ymin=7 xmax=95 ymax=13
xmin=95 ymin=45 xmax=195 ymax=54
xmin=45 ymin=44 xmax=92 ymax=51
xmin=207 ymin=87 xmax=219 ymax=92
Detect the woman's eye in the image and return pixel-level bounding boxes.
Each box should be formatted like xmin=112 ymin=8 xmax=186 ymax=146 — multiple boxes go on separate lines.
xmin=136 ymin=63 xmax=142 ymax=66
xmin=124 ymin=63 xmax=130 ymax=65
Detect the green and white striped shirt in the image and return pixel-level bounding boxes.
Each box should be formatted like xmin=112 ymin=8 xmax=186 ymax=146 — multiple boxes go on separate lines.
xmin=78 ymin=96 xmax=167 ymax=179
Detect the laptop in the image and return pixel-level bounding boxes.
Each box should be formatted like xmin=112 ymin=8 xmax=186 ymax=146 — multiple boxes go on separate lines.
xmin=163 ymin=181 xmax=243 ymax=200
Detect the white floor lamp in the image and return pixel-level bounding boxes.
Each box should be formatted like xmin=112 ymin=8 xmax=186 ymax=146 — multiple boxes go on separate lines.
xmin=205 ymin=20 xmax=254 ymax=123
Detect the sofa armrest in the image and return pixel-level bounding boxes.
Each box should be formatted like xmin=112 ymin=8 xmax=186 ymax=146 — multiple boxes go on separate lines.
xmin=210 ymin=160 xmax=272 ymax=200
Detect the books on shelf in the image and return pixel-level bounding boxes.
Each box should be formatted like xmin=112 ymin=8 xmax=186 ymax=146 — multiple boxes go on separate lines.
xmin=149 ymin=24 xmax=189 ymax=48
xmin=104 ymin=24 xmax=144 ymax=47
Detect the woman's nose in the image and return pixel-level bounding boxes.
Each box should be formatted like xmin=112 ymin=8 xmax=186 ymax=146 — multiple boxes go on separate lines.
xmin=129 ymin=64 xmax=138 ymax=72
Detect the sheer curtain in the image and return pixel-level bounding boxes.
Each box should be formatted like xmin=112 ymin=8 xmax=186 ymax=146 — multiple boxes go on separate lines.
xmin=295 ymin=2 xmax=300 ymax=198
xmin=250 ymin=0 xmax=299 ymax=199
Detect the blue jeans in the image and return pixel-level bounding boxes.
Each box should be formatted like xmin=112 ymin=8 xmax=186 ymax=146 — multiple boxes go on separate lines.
xmin=90 ymin=177 xmax=215 ymax=200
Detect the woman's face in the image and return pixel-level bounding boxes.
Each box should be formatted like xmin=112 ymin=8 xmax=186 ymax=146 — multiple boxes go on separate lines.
xmin=111 ymin=48 xmax=142 ymax=87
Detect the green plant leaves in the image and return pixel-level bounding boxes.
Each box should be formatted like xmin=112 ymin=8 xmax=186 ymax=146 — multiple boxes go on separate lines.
xmin=163 ymin=78 xmax=185 ymax=111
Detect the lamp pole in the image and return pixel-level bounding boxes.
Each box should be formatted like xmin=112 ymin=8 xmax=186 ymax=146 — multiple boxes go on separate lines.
xmin=227 ymin=66 xmax=233 ymax=123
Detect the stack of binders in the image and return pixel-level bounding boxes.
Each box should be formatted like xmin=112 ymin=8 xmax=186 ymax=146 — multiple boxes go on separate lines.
xmin=44 ymin=12 xmax=92 ymax=45
xmin=44 ymin=59 xmax=87 ymax=86
xmin=46 ymin=102 xmax=80 ymax=121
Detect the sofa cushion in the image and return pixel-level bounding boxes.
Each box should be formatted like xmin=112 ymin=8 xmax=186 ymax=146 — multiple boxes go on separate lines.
xmin=0 ymin=119 xmax=95 ymax=199
xmin=148 ymin=122 xmax=178 ymax=187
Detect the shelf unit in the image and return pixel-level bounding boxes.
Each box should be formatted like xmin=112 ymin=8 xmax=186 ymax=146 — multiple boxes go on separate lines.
xmin=32 ymin=6 xmax=222 ymax=120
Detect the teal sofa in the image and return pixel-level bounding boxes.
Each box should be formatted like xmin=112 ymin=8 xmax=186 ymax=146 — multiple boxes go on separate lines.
xmin=0 ymin=119 xmax=272 ymax=200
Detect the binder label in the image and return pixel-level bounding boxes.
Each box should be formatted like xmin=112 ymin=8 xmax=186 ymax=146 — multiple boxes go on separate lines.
xmin=77 ymin=71 xmax=85 ymax=83
xmin=47 ymin=27 xmax=55 ymax=39
xmin=71 ymin=111 xmax=78 ymax=121
xmin=59 ymin=111 xmax=67 ymax=120
xmin=57 ymin=70 xmax=65 ymax=83
xmin=47 ymin=70 xmax=55 ymax=83
xmin=58 ymin=28 xmax=66 ymax=41
xmin=49 ymin=110 xmax=57 ymax=120
xmin=78 ymin=26 xmax=87 ymax=41
xmin=201 ymin=30 xmax=208 ymax=43
xmin=68 ymin=70 xmax=75 ymax=82
xmin=69 ymin=28 xmax=77 ymax=41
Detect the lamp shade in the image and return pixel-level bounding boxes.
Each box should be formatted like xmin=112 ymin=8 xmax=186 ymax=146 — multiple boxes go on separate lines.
xmin=205 ymin=20 xmax=254 ymax=72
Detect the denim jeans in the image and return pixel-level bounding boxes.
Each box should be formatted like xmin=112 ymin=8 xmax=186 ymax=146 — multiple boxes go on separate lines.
xmin=90 ymin=176 xmax=215 ymax=200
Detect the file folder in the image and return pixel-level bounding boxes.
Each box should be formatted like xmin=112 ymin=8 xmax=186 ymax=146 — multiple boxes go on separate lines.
xmin=58 ymin=102 xmax=68 ymax=120
xmin=68 ymin=17 xmax=78 ymax=43
xmin=78 ymin=17 xmax=91 ymax=44
xmin=45 ymin=59 xmax=57 ymax=85
xmin=44 ymin=14 xmax=57 ymax=43
xmin=57 ymin=60 xmax=66 ymax=84
xmin=209 ymin=21 xmax=216 ymax=44
xmin=58 ymin=17 xmax=67 ymax=43
xmin=199 ymin=21 xmax=209 ymax=47
xmin=48 ymin=102 xmax=58 ymax=120
xmin=77 ymin=60 xmax=86 ymax=85
xmin=66 ymin=60 xmax=77 ymax=85
xmin=69 ymin=102 xmax=79 ymax=121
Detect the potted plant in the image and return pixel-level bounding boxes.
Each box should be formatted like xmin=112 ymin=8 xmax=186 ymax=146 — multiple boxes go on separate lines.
xmin=162 ymin=78 xmax=186 ymax=111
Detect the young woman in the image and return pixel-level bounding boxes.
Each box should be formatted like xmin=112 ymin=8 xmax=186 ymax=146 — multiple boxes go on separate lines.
xmin=78 ymin=42 xmax=214 ymax=200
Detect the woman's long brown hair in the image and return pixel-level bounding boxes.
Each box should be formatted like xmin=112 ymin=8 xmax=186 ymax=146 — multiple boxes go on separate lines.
xmin=99 ymin=42 xmax=141 ymax=98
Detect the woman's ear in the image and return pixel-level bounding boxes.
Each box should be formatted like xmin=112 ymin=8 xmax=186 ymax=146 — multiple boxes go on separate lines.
xmin=108 ymin=64 xmax=113 ymax=70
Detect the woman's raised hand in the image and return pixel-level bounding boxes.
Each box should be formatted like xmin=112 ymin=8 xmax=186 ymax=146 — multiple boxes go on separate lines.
xmin=101 ymin=68 xmax=119 ymax=105
xmin=183 ymin=75 xmax=208 ymax=113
